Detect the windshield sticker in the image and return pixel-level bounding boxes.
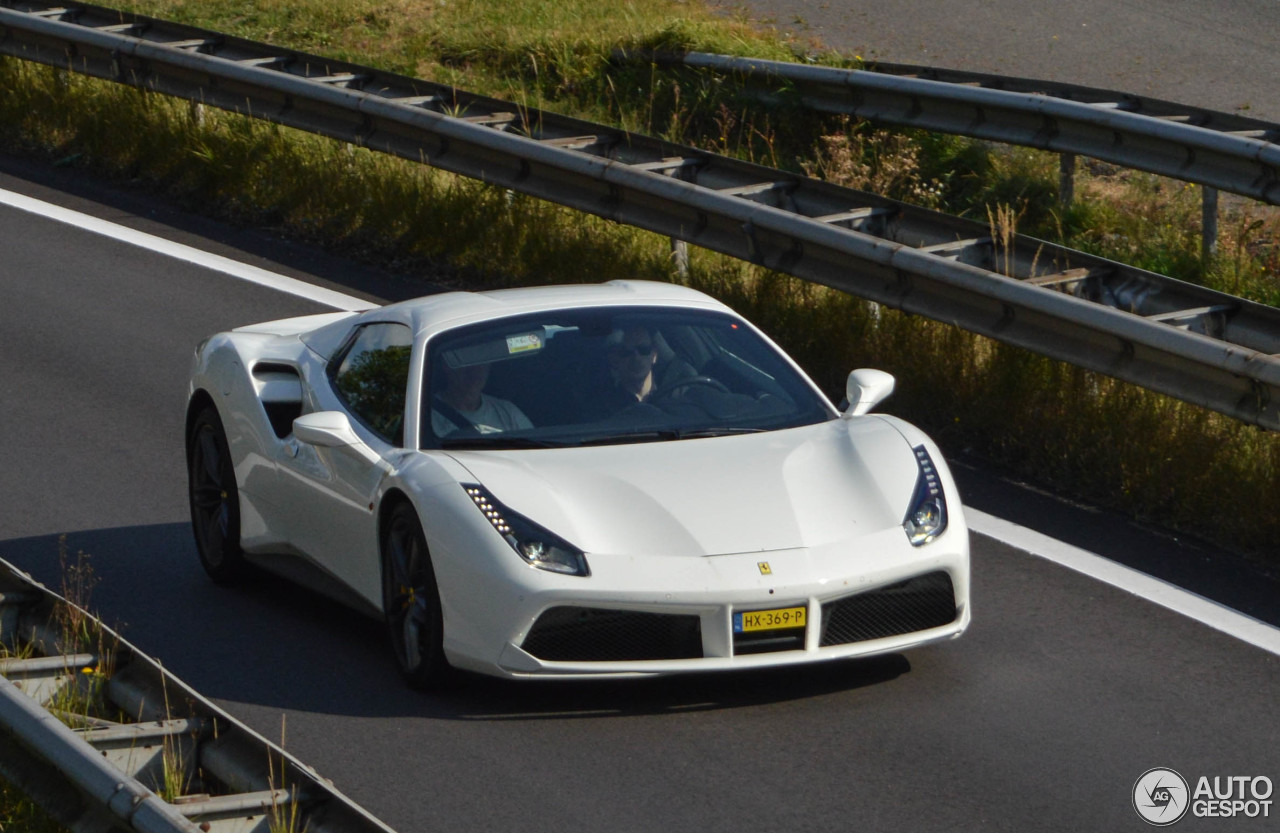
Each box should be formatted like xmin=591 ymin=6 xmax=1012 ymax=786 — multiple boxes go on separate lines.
xmin=506 ymin=332 xmax=543 ymax=355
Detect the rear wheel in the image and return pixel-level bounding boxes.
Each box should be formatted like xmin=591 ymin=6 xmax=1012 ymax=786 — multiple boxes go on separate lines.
xmin=382 ymin=502 xmax=449 ymax=689
xmin=188 ymin=405 xmax=249 ymax=583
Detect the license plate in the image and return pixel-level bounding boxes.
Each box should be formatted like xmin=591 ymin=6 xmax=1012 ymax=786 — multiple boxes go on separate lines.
xmin=734 ymin=605 xmax=807 ymax=633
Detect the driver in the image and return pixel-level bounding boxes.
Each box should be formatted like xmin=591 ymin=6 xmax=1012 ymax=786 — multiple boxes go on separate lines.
xmin=605 ymin=325 xmax=660 ymax=406
xmin=431 ymin=362 xmax=532 ymax=435
xmin=600 ymin=325 xmax=699 ymax=414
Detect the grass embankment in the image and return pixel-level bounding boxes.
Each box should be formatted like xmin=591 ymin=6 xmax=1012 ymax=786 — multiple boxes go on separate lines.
xmin=0 ymin=0 xmax=1276 ymax=556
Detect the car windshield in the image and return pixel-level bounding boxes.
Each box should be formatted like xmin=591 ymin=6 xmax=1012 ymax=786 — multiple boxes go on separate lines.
xmin=420 ymin=306 xmax=834 ymax=449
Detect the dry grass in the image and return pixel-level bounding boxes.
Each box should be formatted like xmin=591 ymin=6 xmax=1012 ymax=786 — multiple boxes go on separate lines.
xmin=801 ymin=120 xmax=945 ymax=207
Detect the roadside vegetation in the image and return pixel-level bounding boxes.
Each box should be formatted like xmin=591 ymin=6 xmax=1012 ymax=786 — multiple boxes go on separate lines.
xmin=0 ymin=783 xmax=61 ymax=833
xmin=0 ymin=541 xmax=110 ymax=833
xmin=0 ymin=0 xmax=1276 ymax=557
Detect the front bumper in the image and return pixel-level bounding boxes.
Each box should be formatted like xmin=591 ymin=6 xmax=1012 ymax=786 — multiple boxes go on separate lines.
xmin=441 ymin=524 xmax=970 ymax=679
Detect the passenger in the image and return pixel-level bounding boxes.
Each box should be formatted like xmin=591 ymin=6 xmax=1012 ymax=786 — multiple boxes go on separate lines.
xmin=431 ymin=362 xmax=532 ymax=435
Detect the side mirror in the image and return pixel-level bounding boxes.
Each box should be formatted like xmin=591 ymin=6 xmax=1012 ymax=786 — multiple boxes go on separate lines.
xmin=843 ymin=369 xmax=895 ymax=417
xmin=293 ymin=411 xmax=382 ymax=465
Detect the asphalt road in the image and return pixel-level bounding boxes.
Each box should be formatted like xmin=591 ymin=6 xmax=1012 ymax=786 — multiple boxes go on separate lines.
xmin=715 ymin=0 xmax=1280 ymax=121
xmin=1 ymin=157 xmax=1278 ymax=831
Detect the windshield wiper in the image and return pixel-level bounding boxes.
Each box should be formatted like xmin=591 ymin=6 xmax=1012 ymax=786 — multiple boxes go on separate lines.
xmin=440 ymin=435 xmax=568 ymax=449
xmin=444 ymin=426 xmax=768 ymax=450
xmin=574 ymin=429 xmax=683 ymax=447
xmin=574 ymin=427 xmax=764 ymax=445
xmin=676 ymin=427 xmax=766 ymax=439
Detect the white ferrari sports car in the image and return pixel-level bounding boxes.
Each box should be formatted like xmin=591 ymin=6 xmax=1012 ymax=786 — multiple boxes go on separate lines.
xmin=186 ymin=281 xmax=969 ymax=687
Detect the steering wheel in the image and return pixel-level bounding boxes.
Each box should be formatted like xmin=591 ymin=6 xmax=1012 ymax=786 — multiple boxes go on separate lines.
xmin=648 ymin=375 xmax=730 ymax=400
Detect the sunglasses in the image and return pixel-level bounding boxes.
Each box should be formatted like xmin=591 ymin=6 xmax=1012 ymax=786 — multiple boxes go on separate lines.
xmin=609 ymin=343 xmax=654 ymax=357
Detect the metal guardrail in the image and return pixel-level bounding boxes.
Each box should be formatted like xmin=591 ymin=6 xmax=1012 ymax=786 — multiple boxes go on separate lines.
xmin=0 ymin=1 xmax=1278 ymax=429
xmin=0 ymin=558 xmax=396 ymax=833
xmin=647 ymin=51 xmax=1280 ymax=207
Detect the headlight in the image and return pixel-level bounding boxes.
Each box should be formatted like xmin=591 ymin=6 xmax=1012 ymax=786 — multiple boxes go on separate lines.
xmin=463 ymin=484 xmax=590 ymax=576
xmin=903 ymin=445 xmax=948 ymax=546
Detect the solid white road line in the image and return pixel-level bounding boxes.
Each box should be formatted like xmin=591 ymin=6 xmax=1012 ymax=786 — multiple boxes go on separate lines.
xmin=968 ymin=509 xmax=1280 ymax=657
xmin=0 ymin=187 xmax=379 ymax=312
xmin=6 ymin=185 xmax=1278 ymax=657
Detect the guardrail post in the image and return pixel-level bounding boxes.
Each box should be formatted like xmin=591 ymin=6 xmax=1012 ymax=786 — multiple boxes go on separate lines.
xmin=670 ymin=237 xmax=689 ymax=278
xmin=1202 ymin=185 xmax=1219 ymax=263
xmin=1059 ymin=153 xmax=1076 ymax=210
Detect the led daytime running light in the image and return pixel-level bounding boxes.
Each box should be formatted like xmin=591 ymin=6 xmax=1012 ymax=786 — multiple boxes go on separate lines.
xmin=903 ymin=445 xmax=948 ymax=546
xmin=462 ymin=484 xmax=590 ymax=576
xmin=465 ymin=486 xmax=512 ymax=536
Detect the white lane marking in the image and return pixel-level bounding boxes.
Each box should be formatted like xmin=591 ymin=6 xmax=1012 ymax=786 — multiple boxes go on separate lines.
xmin=0 ymin=188 xmax=378 ymax=312
xmin=968 ymin=509 xmax=1280 ymax=657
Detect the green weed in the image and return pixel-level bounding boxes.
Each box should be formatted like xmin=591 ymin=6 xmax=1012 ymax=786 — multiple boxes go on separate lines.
xmin=267 ymin=717 xmax=305 ymax=833
xmin=0 ymin=778 xmax=64 ymax=833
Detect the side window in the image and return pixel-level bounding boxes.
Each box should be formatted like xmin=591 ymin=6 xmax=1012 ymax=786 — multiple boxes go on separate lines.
xmin=330 ymin=323 xmax=413 ymax=445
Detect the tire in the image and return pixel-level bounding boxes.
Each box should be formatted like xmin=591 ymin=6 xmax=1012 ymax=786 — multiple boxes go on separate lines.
xmin=381 ymin=502 xmax=450 ymax=689
xmin=188 ymin=405 xmax=250 ymax=584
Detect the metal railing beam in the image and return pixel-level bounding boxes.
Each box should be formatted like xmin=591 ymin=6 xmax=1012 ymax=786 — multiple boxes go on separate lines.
xmin=654 ymin=52 xmax=1280 ymax=207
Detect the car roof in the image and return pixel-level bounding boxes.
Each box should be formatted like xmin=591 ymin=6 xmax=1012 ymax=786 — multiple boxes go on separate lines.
xmin=302 ymin=281 xmax=733 ymax=358
xmin=392 ymin=280 xmax=727 ymax=331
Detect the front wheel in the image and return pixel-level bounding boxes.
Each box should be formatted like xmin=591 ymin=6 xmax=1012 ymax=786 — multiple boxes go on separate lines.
xmin=381 ymin=502 xmax=450 ymax=689
xmin=188 ymin=405 xmax=249 ymax=584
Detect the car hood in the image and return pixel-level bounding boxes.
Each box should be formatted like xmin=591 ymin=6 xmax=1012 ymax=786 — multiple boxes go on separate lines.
xmin=442 ymin=417 xmax=920 ymax=557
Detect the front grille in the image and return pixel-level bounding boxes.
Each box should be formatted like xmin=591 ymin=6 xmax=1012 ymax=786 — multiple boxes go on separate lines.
xmin=819 ymin=571 xmax=958 ymax=647
xmin=733 ymin=627 xmax=806 ymax=656
xmin=522 ymin=607 xmax=703 ymax=662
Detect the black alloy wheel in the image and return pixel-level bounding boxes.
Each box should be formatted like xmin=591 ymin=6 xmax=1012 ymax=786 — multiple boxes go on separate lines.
xmin=188 ymin=406 xmax=249 ymax=583
xmin=382 ymin=501 xmax=449 ymax=689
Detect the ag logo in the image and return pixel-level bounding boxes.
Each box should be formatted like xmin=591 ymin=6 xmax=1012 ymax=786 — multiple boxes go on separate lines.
xmin=1133 ymin=768 xmax=1190 ymax=826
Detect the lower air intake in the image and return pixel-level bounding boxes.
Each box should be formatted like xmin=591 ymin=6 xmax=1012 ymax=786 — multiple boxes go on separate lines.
xmin=819 ymin=572 xmax=958 ymax=647
xmin=522 ymin=607 xmax=703 ymax=662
